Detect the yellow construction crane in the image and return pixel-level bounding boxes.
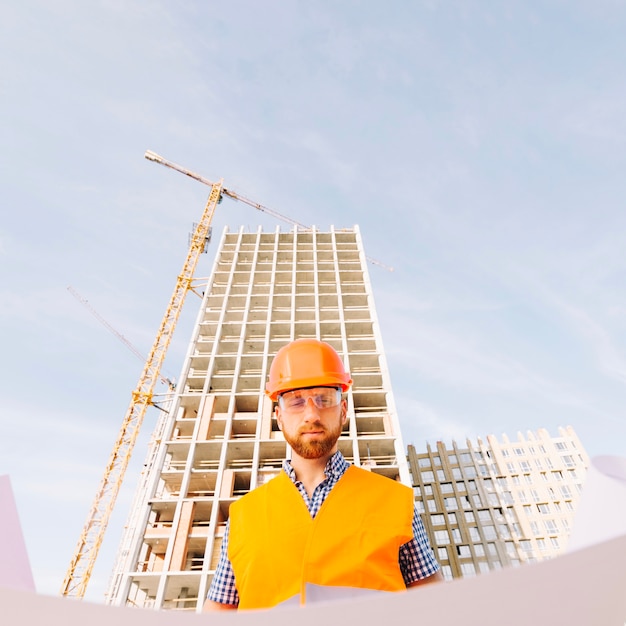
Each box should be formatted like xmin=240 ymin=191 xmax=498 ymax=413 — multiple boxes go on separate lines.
xmin=60 ymin=167 xmax=222 ymax=598
xmin=61 ymin=151 xmax=392 ymax=599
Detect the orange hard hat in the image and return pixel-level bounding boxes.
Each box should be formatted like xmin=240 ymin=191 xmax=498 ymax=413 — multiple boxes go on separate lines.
xmin=265 ymin=339 xmax=352 ymax=401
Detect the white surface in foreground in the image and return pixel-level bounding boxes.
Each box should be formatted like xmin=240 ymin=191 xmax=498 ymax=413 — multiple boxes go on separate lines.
xmin=567 ymin=455 xmax=626 ymax=553
xmin=2 ymin=533 xmax=626 ymax=626
xmin=0 ymin=475 xmax=36 ymax=593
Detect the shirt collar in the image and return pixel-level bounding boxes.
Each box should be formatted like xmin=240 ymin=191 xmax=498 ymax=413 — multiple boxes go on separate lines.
xmin=283 ymin=450 xmax=349 ymax=483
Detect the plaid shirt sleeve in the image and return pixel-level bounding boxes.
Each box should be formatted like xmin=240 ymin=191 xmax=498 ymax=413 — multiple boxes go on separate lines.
xmin=399 ymin=506 xmax=441 ymax=585
xmin=206 ymin=520 xmax=239 ymax=606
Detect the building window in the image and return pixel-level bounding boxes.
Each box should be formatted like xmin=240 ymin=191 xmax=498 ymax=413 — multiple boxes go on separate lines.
xmin=457 ymin=545 xmax=471 ymax=558
xmin=474 ymin=543 xmax=485 ymax=557
xmin=444 ymin=497 xmax=458 ymax=511
xmin=555 ymin=442 xmax=567 ymax=450
xmin=478 ymin=509 xmax=492 ymax=522
xmin=434 ymin=530 xmax=450 ymax=545
xmin=451 ymin=528 xmax=462 ymax=542
xmin=519 ymin=540 xmax=532 ymax=552
xmin=431 ymin=514 xmax=445 ymax=526
xmin=424 ymin=485 xmax=433 ymax=495
xmin=437 ymin=469 xmax=447 ymax=481
xmin=440 ymin=482 xmax=453 ymax=494
xmin=487 ymin=493 xmax=499 ymax=506
xmin=427 ymin=499 xmax=437 ymax=512
xmin=483 ymin=525 xmax=497 ymax=540
xmin=441 ymin=565 xmax=453 ymax=581
xmin=514 ymin=447 xmax=524 ymax=456
xmin=544 ymin=520 xmax=558 ymax=533
xmin=537 ymin=503 xmax=550 ymax=515
xmin=469 ymin=526 xmax=481 ymax=542
xmin=460 ymin=453 xmax=472 ymax=464
xmin=465 ymin=511 xmax=475 ymax=523
xmin=422 ymin=471 xmax=434 ymax=482
xmin=501 ymin=449 xmax=510 ymax=457
xmin=520 ymin=461 xmax=531 ymax=472
xmin=461 ymin=563 xmax=476 ymax=577
xmin=448 ymin=512 xmax=457 ymax=524
xmin=448 ymin=454 xmax=458 ymax=465
xmin=464 ymin=467 xmax=477 ymax=479
xmin=452 ymin=468 xmax=463 ymax=480
xmin=419 ymin=458 xmax=432 ymax=468
xmin=437 ymin=547 xmax=448 ymax=560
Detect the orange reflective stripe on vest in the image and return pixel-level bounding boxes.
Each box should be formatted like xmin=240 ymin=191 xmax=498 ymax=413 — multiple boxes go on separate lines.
xmin=228 ymin=465 xmax=414 ymax=609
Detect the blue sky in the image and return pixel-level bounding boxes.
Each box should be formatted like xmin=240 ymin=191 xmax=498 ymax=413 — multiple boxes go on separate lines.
xmin=2 ymin=0 xmax=625 ymax=602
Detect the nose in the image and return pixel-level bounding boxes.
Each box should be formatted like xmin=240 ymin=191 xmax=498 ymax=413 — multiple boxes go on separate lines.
xmin=301 ymin=396 xmax=321 ymax=421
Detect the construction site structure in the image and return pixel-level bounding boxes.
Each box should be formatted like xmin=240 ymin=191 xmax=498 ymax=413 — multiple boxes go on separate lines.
xmin=409 ymin=426 xmax=589 ymax=579
xmin=61 ymin=150 xmax=395 ymax=599
xmin=105 ymin=225 xmax=408 ymax=610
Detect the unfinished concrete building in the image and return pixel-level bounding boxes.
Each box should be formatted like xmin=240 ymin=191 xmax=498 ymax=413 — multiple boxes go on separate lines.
xmin=105 ymin=225 xmax=410 ymax=611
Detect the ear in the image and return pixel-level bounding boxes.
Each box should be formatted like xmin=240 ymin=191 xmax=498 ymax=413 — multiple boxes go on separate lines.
xmin=275 ymin=406 xmax=283 ymax=430
xmin=340 ymin=398 xmax=348 ymax=425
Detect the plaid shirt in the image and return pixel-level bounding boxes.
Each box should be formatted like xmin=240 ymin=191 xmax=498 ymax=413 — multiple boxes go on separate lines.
xmin=207 ymin=451 xmax=440 ymax=606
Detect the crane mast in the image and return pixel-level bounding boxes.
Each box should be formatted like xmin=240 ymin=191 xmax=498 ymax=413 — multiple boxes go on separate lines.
xmin=60 ymin=180 xmax=223 ymax=598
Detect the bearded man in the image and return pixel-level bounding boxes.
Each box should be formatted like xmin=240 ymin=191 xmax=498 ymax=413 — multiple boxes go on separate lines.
xmin=204 ymin=339 xmax=442 ymax=611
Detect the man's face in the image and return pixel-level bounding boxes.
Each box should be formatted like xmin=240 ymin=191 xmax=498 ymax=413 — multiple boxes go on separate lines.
xmin=275 ymin=387 xmax=347 ymax=460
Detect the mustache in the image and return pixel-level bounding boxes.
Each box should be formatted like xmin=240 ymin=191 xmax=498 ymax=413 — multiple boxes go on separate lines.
xmin=298 ymin=423 xmax=326 ymax=434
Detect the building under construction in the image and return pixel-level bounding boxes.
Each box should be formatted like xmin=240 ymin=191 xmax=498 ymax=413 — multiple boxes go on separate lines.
xmin=409 ymin=426 xmax=589 ymax=580
xmin=105 ymin=225 xmax=410 ymax=610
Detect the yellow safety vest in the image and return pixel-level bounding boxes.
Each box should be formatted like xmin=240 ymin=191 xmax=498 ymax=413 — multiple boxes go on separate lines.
xmin=228 ymin=465 xmax=414 ymax=609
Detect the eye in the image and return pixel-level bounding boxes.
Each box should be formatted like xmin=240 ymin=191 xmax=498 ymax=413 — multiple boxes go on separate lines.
xmin=285 ymin=396 xmax=306 ymax=409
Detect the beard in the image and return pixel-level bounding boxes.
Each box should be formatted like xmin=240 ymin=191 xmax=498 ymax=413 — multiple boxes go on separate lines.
xmin=282 ymin=419 xmax=343 ymax=460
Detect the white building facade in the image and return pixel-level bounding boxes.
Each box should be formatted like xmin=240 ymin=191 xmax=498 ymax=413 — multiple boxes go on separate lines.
xmin=408 ymin=426 xmax=589 ymax=580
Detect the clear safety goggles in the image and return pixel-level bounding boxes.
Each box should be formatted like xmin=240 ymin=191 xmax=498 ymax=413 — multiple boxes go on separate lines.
xmin=277 ymin=387 xmax=342 ymax=412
